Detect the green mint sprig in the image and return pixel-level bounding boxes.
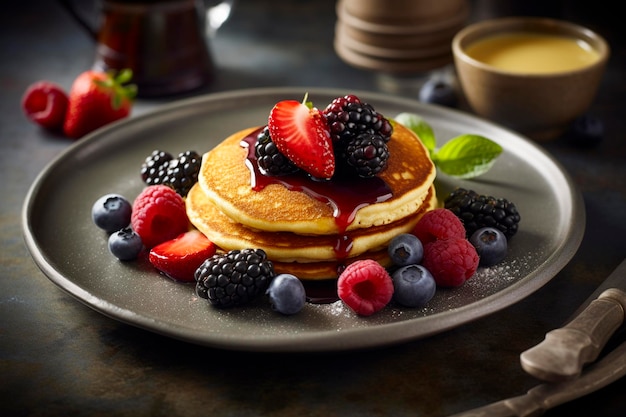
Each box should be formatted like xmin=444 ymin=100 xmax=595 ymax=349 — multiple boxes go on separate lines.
xmin=394 ymin=112 xmax=502 ymax=179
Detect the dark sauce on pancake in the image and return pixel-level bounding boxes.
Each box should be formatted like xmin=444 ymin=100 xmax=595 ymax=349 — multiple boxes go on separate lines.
xmin=241 ymin=128 xmax=393 ymax=302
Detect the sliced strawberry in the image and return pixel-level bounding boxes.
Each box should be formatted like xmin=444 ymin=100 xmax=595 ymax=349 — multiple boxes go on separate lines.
xmin=268 ymin=99 xmax=335 ymax=179
xmin=148 ymin=230 xmax=216 ymax=282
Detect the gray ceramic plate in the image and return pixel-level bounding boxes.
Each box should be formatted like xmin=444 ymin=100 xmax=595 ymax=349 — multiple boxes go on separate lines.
xmin=22 ymin=87 xmax=584 ymax=352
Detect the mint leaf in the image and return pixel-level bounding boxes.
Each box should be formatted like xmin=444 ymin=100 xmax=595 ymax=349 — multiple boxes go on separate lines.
xmin=395 ymin=112 xmax=502 ymax=178
xmin=394 ymin=112 xmax=437 ymax=154
xmin=433 ymin=134 xmax=502 ymax=178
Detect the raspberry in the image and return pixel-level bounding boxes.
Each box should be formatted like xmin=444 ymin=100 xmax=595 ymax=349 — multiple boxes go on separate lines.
xmin=337 ymin=259 xmax=394 ymax=316
xmin=413 ymin=208 xmax=466 ymax=244
xmin=131 ymin=185 xmax=188 ymax=248
xmin=422 ymin=238 xmax=479 ymax=287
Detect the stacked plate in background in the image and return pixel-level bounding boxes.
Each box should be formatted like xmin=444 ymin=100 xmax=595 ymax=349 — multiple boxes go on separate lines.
xmin=334 ymin=0 xmax=470 ymax=73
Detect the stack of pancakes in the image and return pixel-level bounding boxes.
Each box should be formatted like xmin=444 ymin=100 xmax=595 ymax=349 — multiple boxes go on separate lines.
xmin=186 ymin=122 xmax=437 ymax=280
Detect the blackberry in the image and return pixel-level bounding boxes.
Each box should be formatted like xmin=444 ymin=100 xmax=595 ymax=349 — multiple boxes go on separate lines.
xmin=344 ymin=133 xmax=389 ymax=178
xmin=323 ymin=95 xmax=393 ymax=147
xmin=444 ymin=188 xmax=521 ymax=240
xmin=140 ymin=150 xmax=173 ymax=184
xmin=194 ymin=248 xmax=275 ymax=308
xmin=160 ymin=150 xmax=202 ymax=197
xmin=254 ymin=126 xmax=299 ymax=176
xmin=141 ymin=150 xmax=202 ymax=197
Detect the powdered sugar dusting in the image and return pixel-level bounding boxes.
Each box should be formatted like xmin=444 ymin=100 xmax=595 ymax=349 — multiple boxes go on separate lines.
xmin=310 ymin=300 xmax=348 ymax=317
xmin=470 ymin=251 xmax=535 ymax=292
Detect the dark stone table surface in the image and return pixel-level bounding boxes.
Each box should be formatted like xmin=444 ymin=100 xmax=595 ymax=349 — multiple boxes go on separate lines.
xmin=2 ymin=1 xmax=625 ymax=416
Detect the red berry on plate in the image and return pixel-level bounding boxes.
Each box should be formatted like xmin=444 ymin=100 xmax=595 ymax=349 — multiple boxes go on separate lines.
xmin=413 ymin=208 xmax=466 ymax=244
xmin=337 ymin=259 xmax=394 ymax=316
xmin=422 ymin=238 xmax=479 ymax=288
xmin=268 ymin=98 xmax=335 ymax=179
xmin=63 ymin=69 xmax=136 ymax=139
xmin=131 ymin=185 xmax=188 ymax=248
xmin=21 ymin=81 xmax=69 ymax=131
xmin=149 ymin=230 xmax=216 ymax=282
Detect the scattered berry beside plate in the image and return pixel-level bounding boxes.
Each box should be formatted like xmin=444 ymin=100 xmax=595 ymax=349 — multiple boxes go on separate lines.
xmin=63 ymin=69 xmax=136 ymax=139
xmin=22 ymin=69 xmax=136 ymax=139
xmin=564 ymin=114 xmax=604 ymax=148
xmin=418 ymin=77 xmax=458 ymax=108
xmin=21 ymin=81 xmax=69 ymax=131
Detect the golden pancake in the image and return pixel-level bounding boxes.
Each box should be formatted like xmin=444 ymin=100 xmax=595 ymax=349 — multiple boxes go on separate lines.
xmin=187 ymin=182 xmax=436 ymax=261
xmin=197 ymin=123 xmax=436 ymax=235
xmin=270 ymin=248 xmax=393 ymax=281
xmin=186 ymin=183 xmax=437 ymax=279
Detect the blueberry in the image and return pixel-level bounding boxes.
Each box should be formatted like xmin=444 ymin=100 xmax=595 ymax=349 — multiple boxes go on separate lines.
xmin=418 ymin=78 xmax=458 ymax=107
xmin=565 ymin=114 xmax=604 ymax=147
xmin=391 ymin=264 xmax=436 ymax=308
xmin=92 ymin=193 xmax=132 ymax=233
xmin=266 ymin=274 xmax=306 ymax=315
xmin=108 ymin=227 xmax=143 ymax=261
xmin=469 ymin=227 xmax=507 ymax=266
xmin=388 ymin=233 xmax=423 ymax=266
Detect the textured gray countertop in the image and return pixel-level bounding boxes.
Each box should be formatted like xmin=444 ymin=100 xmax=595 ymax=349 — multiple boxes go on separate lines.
xmin=2 ymin=1 xmax=625 ymax=416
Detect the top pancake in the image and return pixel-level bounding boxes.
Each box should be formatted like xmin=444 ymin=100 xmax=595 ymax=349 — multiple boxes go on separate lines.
xmin=197 ymin=122 xmax=436 ymax=235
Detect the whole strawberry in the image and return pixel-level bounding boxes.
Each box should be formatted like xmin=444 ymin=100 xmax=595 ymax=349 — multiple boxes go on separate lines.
xmin=63 ymin=69 xmax=137 ymax=139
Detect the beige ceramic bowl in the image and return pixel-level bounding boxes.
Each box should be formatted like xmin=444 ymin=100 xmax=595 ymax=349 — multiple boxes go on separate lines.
xmin=452 ymin=17 xmax=609 ymax=140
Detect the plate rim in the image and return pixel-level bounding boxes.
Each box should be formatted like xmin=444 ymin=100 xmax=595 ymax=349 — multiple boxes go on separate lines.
xmin=21 ymin=86 xmax=586 ymax=352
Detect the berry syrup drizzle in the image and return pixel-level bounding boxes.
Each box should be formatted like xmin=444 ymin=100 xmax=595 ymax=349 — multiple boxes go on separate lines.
xmin=241 ymin=128 xmax=394 ymax=302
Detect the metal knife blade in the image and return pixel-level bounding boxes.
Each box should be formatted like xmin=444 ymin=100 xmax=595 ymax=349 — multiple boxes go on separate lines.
xmin=448 ymin=338 xmax=626 ymax=417
xmin=520 ymin=259 xmax=626 ymax=382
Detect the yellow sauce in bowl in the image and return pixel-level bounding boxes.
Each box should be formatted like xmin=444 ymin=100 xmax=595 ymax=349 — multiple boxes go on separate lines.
xmin=464 ymin=32 xmax=601 ymax=74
